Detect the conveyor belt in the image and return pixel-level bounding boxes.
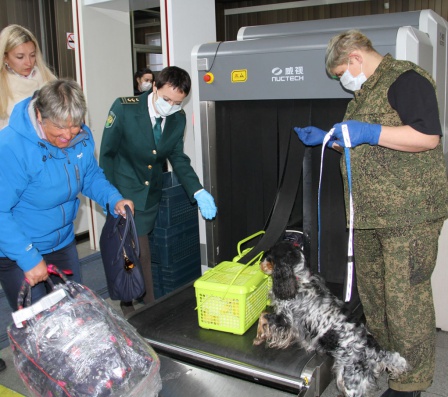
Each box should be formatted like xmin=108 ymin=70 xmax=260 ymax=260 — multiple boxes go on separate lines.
xmin=157 ymin=354 xmax=296 ymax=397
xmin=128 ymin=284 xmax=333 ymax=394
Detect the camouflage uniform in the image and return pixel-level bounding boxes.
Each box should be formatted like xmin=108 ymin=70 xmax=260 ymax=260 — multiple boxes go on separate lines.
xmin=341 ymin=54 xmax=448 ymax=391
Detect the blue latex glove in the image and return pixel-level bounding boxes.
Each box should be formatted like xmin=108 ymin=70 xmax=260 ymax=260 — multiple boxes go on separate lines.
xmin=194 ymin=189 xmax=217 ymax=220
xmin=332 ymin=120 xmax=381 ymax=148
xmin=294 ymin=126 xmax=335 ymax=147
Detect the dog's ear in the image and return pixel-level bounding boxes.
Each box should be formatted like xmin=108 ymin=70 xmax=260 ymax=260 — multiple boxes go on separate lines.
xmin=272 ymin=258 xmax=297 ymax=300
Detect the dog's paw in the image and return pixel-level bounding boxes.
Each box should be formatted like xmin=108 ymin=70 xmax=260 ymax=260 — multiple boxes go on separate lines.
xmin=387 ymin=353 xmax=410 ymax=378
xmin=253 ymin=312 xmax=270 ymax=345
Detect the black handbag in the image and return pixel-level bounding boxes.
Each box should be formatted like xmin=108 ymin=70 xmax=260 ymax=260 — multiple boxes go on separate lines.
xmin=99 ymin=205 xmax=146 ymax=301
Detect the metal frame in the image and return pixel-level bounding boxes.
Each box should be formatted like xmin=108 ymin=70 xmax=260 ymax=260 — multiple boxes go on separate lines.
xmin=199 ymin=101 xmax=219 ymax=267
xmin=225 ymin=0 xmax=373 ymax=16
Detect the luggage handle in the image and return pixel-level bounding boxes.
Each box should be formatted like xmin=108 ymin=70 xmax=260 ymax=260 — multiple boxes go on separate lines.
xmin=13 ymin=265 xmax=79 ymax=328
xmin=110 ymin=204 xmax=140 ymax=263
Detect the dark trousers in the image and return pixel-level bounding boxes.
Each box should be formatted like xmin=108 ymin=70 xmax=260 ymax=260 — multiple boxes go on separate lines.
xmin=354 ymin=219 xmax=444 ymax=392
xmin=138 ymin=235 xmax=155 ymax=304
xmin=0 ymin=240 xmax=81 ymax=311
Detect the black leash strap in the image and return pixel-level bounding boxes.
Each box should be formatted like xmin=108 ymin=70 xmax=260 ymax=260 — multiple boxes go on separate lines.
xmin=238 ymin=129 xmax=305 ymax=264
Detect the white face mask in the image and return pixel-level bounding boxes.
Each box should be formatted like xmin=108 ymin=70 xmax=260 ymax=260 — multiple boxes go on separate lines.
xmin=140 ymin=81 xmax=152 ymax=92
xmin=155 ymin=96 xmax=182 ymax=117
xmin=340 ymin=60 xmax=367 ymax=92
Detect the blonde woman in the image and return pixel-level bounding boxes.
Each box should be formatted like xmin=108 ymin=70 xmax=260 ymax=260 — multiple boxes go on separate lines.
xmin=0 ymin=24 xmax=56 ymax=129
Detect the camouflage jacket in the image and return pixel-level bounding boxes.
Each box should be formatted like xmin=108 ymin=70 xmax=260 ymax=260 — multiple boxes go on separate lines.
xmin=341 ymin=54 xmax=448 ymax=229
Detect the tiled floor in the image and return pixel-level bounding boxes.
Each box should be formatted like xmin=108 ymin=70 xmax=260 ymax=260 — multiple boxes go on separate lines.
xmin=1 ymin=241 xmax=447 ymax=396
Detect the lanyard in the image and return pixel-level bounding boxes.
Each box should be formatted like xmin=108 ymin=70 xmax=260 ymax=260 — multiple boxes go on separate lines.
xmin=319 ymin=125 xmax=354 ymax=302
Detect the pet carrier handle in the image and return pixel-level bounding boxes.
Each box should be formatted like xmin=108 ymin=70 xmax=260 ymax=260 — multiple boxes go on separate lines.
xmin=237 ymin=230 xmax=265 ymax=256
xmin=194 ymin=251 xmax=266 ymax=312
xmin=225 ymin=251 xmax=265 ymax=294
xmin=244 ymin=251 xmax=264 ymax=267
xmin=112 ymin=204 xmax=140 ymax=262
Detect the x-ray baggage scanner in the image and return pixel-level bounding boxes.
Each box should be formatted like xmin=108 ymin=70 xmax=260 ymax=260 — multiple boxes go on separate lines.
xmin=236 ymin=9 xmax=447 ymax=146
xmin=192 ymin=9 xmax=447 ymax=272
xmin=129 ymin=10 xmax=448 ymax=397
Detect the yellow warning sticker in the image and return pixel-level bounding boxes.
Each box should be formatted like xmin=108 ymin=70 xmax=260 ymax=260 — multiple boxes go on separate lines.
xmin=231 ymin=69 xmax=247 ymax=83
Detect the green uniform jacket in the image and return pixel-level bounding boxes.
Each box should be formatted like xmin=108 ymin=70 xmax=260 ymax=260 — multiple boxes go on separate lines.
xmin=341 ymin=54 xmax=448 ymax=229
xmin=99 ymin=90 xmax=202 ymax=234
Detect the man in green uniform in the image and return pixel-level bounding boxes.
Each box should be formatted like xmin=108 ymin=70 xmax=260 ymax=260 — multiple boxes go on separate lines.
xmin=100 ymin=66 xmax=216 ymax=313
xmin=294 ymin=30 xmax=448 ymax=397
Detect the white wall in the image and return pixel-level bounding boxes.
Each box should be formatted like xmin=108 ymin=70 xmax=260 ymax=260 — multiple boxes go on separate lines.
xmin=433 ymin=222 xmax=448 ymax=330
xmin=162 ymin=0 xmax=216 ymax=266
xmin=161 ymin=0 xmax=216 ymax=175
xmin=72 ymin=0 xmax=133 ymax=249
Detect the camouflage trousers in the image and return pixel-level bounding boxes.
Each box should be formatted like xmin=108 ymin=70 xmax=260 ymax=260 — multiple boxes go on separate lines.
xmin=354 ymin=218 xmax=444 ymax=392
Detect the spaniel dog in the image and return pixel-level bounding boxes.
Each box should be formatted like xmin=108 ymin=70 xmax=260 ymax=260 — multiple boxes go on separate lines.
xmin=253 ymin=240 xmax=408 ymax=397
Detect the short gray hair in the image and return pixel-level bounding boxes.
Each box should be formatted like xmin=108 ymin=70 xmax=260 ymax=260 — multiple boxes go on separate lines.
xmin=325 ymin=30 xmax=375 ymax=75
xmin=34 ymin=79 xmax=86 ymax=126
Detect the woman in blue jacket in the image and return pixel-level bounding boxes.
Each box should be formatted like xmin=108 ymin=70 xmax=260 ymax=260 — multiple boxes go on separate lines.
xmin=0 ymin=79 xmax=133 ymax=310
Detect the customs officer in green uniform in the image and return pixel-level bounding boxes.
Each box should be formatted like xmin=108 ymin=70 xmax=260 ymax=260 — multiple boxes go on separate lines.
xmin=100 ymin=66 xmax=217 ymax=314
xmin=294 ymin=30 xmax=448 ymax=397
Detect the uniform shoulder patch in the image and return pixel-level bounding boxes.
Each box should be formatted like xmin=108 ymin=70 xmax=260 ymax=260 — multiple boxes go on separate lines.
xmin=105 ymin=111 xmax=116 ymax=128
xmin=120 ymin=96 xmax=140 ymax=104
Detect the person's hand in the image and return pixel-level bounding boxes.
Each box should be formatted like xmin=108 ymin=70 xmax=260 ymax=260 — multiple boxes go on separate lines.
xmin=194 ymin=190 xmax=217 ymax=220
xmin=332 ymin=120 xmax=381 ymax=148
xmin=294 ymin=126 xmax=328 ymax=146
xmin=24 ymin=260 xmax=48 ymax=286
xmin=114 ymin=199 xmax=134 ymax=218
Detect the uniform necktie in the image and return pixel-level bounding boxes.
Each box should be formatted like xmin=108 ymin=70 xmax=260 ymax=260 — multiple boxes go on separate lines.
xmin=153 ymin=117 xmax=162 ymax=146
